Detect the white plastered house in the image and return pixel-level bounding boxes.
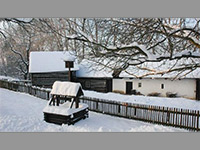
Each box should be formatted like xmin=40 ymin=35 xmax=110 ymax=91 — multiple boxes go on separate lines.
xmin=78 ymin=59 xmax=200 ymax=100
xmin=111 ymin=61 xmax=200 ymax=100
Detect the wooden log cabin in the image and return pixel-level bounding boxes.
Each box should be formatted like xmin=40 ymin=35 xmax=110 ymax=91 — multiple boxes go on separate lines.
xmin=29 ymin=51 xmax=78 ymax=88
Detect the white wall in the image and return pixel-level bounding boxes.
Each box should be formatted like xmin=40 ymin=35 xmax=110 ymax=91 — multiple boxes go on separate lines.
xmin=112 ymin=78 xmax=196 ymax=99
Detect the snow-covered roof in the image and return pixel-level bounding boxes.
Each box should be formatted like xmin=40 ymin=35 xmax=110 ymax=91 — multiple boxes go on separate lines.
xmin=76 ymin=59 xmax=113 ymax=78
xmin=29 ymin=51 xmax=79 ymax=73
xmin=50 ymin=81 xmax=83 ymax=97
xmin=63 ymin=55 xmax=75 ymax=62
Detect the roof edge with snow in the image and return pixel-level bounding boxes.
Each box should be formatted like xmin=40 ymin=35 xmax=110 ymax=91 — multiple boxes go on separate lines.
xmin=50 ymin=81 xmax=83 ymax=97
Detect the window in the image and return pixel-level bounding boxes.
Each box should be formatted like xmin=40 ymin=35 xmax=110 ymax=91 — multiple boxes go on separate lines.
xmin=161 ymin=84 xmax=164 ymax=89
xmin=138 ymin=82 xmax=142 ymax=88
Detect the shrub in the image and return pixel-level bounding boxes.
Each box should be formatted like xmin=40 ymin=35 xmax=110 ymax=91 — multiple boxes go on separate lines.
xmin=131 ymin=89 xmax=144 ymax=96
xmin=166 ymin=92 xmax=178 ymax=98
xmin=147 ymin=92 xmax=161 ymax=97
xmin=113 ymin=90 xmax=125 ymax=94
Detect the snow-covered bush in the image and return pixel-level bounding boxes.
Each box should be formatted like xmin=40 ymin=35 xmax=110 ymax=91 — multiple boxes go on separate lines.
xmin=148 ymin=92 xmax=161 ymax=97
xmin=113 ymin=90 xmax=125 ymax=94
xmin=131 ymin=89 xmax=144 ymax=96
xmin=166 ymin=92 xmax=178 ymax=98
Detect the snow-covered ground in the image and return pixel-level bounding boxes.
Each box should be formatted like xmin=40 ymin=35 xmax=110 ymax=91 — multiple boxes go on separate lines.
xmin=0 ymin=88 xmax=186 ymax=132
xmin=84 ymin=90 xmax=200 ymax=111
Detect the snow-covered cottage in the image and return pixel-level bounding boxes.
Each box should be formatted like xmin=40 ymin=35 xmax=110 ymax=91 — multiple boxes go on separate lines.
xmin=113 ymin=77 xmax=200 ymax=99
xmin=29 ymin=51 xmax=112 ymax=92
xmin=111 ymin=62 xmax=200 ymax=100
xmin=29 ymin=51 xmax=200 ymax=100
xmin=29 ymin=51 xmax=79 ymax=87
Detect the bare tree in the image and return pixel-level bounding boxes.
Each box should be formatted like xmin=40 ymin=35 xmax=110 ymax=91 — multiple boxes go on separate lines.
xmin=40 ymin=18 xmax=200 ymax=78
xmin=1 ymin=18 xmax=200 ymax=79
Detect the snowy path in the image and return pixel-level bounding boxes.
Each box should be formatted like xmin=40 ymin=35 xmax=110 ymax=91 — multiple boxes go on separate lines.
xmin=0 ymin=88 xmax=186 ymax=132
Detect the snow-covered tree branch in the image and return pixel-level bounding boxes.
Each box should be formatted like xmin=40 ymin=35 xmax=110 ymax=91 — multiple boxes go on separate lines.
xmin=61 ymin=18 xmax=200 ymax=78
xmin=1 ymin=18 xmax=200 ymax=79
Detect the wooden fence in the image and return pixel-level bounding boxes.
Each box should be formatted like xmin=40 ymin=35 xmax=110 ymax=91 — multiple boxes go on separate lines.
xmin=0 ymin=80 xmax=51 ymax=100
xmin=0 ymin=79 xmax=199 ymax=131
xmin=80 ymin=97 xmax=200 ymax=131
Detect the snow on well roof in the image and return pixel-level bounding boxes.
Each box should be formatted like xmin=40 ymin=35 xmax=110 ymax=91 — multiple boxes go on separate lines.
xmin=29 ymin=51 xmax=79 ymax=73
xmin=50 ymin=81 xmax=82 ymax=97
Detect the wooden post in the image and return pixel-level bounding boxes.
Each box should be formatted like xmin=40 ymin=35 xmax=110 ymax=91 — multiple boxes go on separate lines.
xmin=75 ymin=98 xmax=79 ymax=108
xmin=187 ymin=110 xmax=189 ymax=128
xmin=47 ymin=91 xmax=50 ymax=100
xmin=56 ymin=96 xmax=60 ymax=106
xmin=118 ymin=104 xmax=121 ymax=114
xmin=53 ymin=95 xmax=55 ymax=106
xmin=134 ymin=107 xmax=137 ymax=116
xmin=167 ymin=107 xmax=170 ymax=123
xmin=158 ymin=106 xmax=160 ymax=122
xmin=184 ymin=109 xmax=187 ymax=127
xmin=197 ymin=111 xmax=199 ymax=131
xmin=125 ymin=103 xmax=128 ymax=117
xmin=162 ymin=107 xmax=165 ymax=123
xmin=192 ymin=110 xmax=194 ymax=129
xmin=96 ymin=101 xmax=98 ymax=110
xmin=180 ymin=109 xmax=183 ymax=126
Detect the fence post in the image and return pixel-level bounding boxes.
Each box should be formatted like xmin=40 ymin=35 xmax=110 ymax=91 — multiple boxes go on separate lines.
xmin=180 ymin=109 xmax=183 ymax=127
xmin=96 ymin=101 xmax=98 ymax=110
xmin=162 ymin=107 xmax=164 ymax=123
xmin=167 ymin=107 xmax=170 ymax=123
xmin=197 ymin=111 xmax=199 ymax=131
xmin=118 ymin=104 xmax=121 ymax=114
xmin=125 ymin=103 xmax=128 ymax=117
xmin=134 ymin=107 xmax=137 ymax=116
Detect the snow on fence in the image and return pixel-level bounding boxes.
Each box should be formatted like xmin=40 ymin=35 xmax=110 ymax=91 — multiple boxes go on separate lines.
xmin=0 ymin=79 xmax=199 ymax=131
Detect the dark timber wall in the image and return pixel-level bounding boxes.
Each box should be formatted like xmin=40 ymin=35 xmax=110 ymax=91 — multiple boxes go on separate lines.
xmin=31 ymin=71 xmax=76 ymax=88
xmin=76 ymin=77 xmax=112 ymax=93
